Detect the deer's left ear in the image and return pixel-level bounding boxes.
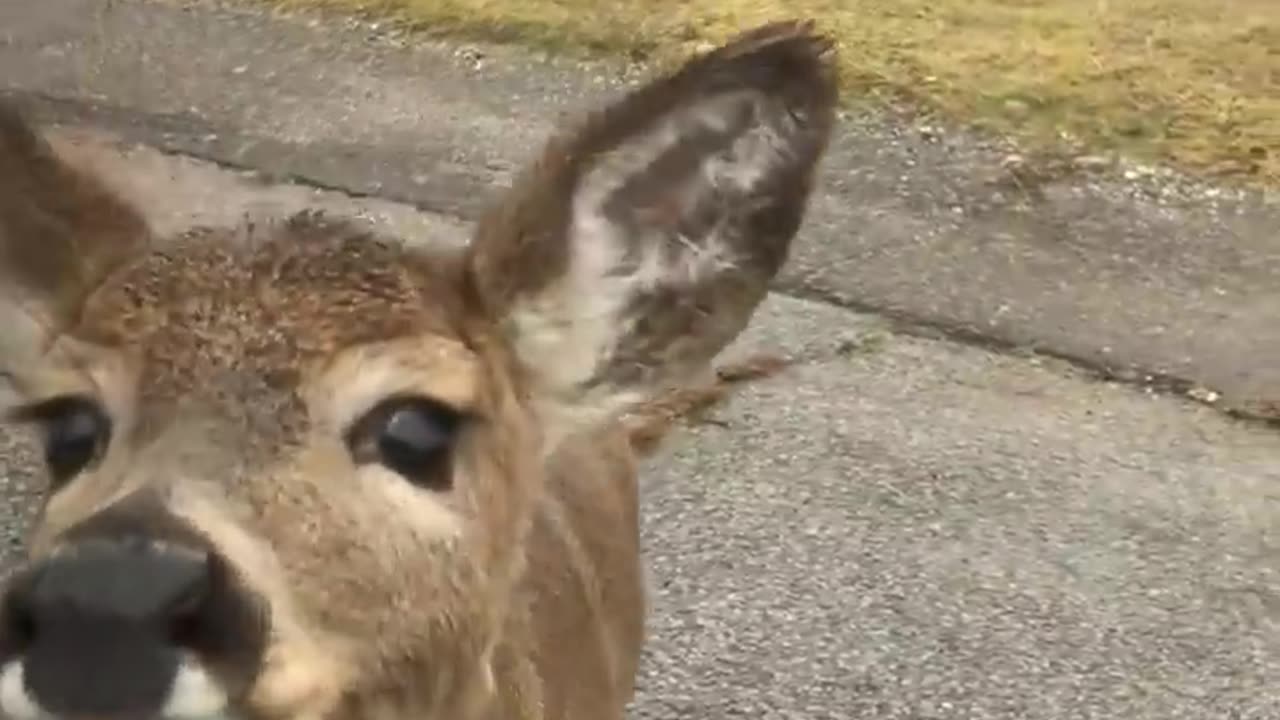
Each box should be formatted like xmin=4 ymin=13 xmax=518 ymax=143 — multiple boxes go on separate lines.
xmin=464 ymin=21 xmax=838 ymax=437
xmin=0 ymin=103 xmax=151 ymax=396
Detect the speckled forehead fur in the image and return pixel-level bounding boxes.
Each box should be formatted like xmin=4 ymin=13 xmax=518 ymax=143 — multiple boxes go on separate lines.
xmin=49 ymin=214 xmax=529 ymax=716
xmin=77 ymin=214 xmax=474 ymax=432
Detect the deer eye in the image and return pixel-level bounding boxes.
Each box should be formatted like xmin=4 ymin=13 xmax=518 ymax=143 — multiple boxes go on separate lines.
xmin=346 ymin=397 xmax=461 ymax=490
xmin=13 ymin=396 xmax=112 ymax=489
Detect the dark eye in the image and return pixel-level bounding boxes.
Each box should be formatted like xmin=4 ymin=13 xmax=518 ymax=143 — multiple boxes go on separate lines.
xmin=13 ymin=396 xmax=112 ymax=489
xmin=346 ymin=397 xmax=462 ymax=490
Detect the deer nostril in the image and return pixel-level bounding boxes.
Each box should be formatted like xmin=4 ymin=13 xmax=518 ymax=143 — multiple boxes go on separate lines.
xmin=168 ymin=609 xmax=201 ymax=649
xmin=0 ymin=588 xmax=36 ymax=654
xmin=166 ymin=570 xmax=214 ymax=649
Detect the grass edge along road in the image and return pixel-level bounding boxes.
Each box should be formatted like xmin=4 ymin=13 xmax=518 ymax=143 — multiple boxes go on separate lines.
xmin=252 ymin=0 xmax=1279 ymax=188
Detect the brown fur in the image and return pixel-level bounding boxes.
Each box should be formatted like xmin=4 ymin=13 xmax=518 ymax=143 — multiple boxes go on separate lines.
xmin=0 ymin=21 xmax=837 ymax=720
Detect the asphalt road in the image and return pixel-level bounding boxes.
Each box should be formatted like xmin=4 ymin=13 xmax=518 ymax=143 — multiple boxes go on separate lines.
xmin=0 ymin=1 xmax=1278 ymax=718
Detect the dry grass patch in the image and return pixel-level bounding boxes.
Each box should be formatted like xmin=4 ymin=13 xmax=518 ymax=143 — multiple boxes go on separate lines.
xmin=256 ymin=0 xmax=1278 ymax=185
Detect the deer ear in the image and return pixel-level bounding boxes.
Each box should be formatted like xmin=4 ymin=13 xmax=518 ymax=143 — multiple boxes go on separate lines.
xmin=0 ymin=103 xmax=150 ymax=390
xmin=465 ymin=21 xmax=838 ymax=437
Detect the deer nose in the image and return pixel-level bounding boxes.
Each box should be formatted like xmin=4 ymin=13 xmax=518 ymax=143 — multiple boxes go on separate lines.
xmin=0 ymin=535 xmax=215 ymax=717
xmin=23 ymin=536 xmax=211 ymax=625
xmin=0 ymin=490 xmax=269 ymax=720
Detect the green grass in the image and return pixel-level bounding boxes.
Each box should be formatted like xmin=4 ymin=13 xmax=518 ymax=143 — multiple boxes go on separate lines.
xmin=257 ymin=0 xmax=1279 ymax=185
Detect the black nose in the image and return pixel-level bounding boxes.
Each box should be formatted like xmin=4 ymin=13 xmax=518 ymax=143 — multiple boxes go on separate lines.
xmin=25 ymin=535 xmax=211 ymax=626
xmin=0 ymin=497 xmax=268 ymax=718
xmin=4 ymin=538 xmax=210 ymax=715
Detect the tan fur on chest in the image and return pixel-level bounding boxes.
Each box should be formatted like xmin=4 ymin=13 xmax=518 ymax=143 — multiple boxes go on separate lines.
xmin=0 ymin=21 xmax=836 ymax=720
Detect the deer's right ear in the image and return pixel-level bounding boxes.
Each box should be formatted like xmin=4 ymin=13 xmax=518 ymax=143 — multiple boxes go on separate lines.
xmin=0 ymin=103 xmax=150 ymax=399
xmin=463 ymin=21 xmax=838 ymax=442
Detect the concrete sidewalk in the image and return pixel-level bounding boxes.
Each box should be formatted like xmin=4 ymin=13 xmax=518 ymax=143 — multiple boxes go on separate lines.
xmin=0 ymin=1 xmax=1277 ymax=717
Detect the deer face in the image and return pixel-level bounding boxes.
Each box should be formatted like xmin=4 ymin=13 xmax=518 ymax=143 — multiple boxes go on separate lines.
xmin=0 ymin=21 xmax=836 ymax=720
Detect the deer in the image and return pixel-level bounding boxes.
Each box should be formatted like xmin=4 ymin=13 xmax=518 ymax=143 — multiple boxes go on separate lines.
xmin=0 ymin=20 xmax=837 ymax=720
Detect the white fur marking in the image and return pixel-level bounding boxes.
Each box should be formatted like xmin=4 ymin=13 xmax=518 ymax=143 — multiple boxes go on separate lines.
xmin=367 ymin=464 xmax=464 ymax=540
xmin=0 ymin=662 xmax=41 ymax=720
xmin=163 ymin=658 xmax=229 ymax=720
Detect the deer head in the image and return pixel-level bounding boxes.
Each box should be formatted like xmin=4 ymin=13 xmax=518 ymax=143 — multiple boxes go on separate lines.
xmin=0 ymin=21 xmax=837 ymax=720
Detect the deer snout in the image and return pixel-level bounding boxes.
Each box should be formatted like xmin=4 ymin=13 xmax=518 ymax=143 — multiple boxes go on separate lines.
xmin=0 ymin=498 xmax=268 ymax=720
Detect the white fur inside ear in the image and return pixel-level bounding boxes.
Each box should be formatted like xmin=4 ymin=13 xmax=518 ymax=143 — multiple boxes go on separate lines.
xmin=0 ymin=661 xmax=41 ymax=720
xmin=507 ymin=90 xmax=800 ymax=435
